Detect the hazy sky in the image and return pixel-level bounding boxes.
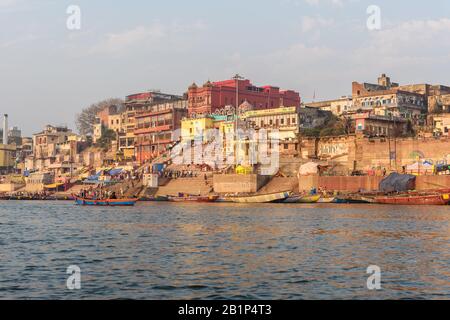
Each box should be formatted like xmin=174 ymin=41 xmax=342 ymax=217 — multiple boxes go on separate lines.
xmin=1 ymin=0 xmax=450 ymax=135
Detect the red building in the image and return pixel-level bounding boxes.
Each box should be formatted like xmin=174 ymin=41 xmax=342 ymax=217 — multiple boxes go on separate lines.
xmin=134 ymin=100 xmax=188 ymax=163
xmin=188 ymin=78 xmax=301 ymax=117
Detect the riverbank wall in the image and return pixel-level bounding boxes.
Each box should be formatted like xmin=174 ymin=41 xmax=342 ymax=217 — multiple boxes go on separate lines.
xmin=300 ymin=135 xmax=450 ymax=175
xmin=299 ymin=175 xmax=450 ymax=192
xmin=213 ymin=174 xmax=271 ymax=194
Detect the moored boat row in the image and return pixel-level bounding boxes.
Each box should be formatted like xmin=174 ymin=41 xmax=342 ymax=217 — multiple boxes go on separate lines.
xmin=70 ymin=189 xmax=450 ymax=206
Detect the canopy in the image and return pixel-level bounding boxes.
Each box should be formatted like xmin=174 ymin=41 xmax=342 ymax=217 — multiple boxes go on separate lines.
xmin=406 ymin=162 xmax=433 ymax=171
xmin=87 ymin=174 xmax=100 ymax=181
xmin=379 ymin=173 xmax=416 ymax=193
xmin=109 ymin=168 xmax=123 ymax=176
xmin=95 ymin=167 xmax=112 ymax=175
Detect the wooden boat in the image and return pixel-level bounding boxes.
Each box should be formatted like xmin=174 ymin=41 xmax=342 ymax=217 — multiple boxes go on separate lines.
xmin=318 ymin=197 xmax=336 ymax=203
xmin=167 ymin=194 xmax=219 ymax=203
xmin=298 ymin=194 xmax=321 ymax=203
xmin=139 ymin=195 xmax=169 ymax=202
xmin=334 ymin=195 xmax=372 ymax=204
xmin=374 ymin=192 xmax=450 ymax=206
xmin=73 ymin=195 xmax=138 ymax=206
xmin=227 ymin=191 xmax=291 ymax=203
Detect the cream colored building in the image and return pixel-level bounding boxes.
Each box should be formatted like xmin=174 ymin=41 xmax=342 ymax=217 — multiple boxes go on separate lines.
xmin=432 ymin=114 xmax=450 ymax=136
xmin=108 ymin=113 xmax=125 ymax=133
xmin=0 ymin=144 xmax=16 ymax=170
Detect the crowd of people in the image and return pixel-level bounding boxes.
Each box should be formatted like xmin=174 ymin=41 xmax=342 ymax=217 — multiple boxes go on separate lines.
xmin=162 ymin=170 xmax=198 ymax=179
xmin=77 ymin=186 xmax=118 ymax=200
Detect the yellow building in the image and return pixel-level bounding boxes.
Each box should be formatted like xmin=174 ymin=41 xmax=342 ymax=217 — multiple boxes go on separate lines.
xmin=181 ymin=117 xmax=215 ymax=142
xmin=0 ymin=144 xmax=17 ymax=169
xmin=118 ymin=132 xmax=135 ymax=160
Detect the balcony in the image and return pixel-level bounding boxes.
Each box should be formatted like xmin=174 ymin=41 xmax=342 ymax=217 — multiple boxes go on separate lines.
xmin=134 ymin=123 xmax=173 ymax=135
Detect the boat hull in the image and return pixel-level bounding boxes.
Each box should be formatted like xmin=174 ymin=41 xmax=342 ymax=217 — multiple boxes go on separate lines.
xmin=227 ymin=191 xmax=291 ymax=203
xmin=298 ymin=194 xmax=321 ymax=203
xmin=374 ymin=193 xmax=450 ymax=205
xmin=333 ymin=197 xmax=371 ymax=204
xmin=317 ymin=197 xmax=336 ymax=203
xmin=167 ymin=195 xmax=219 ymax=203
xmin=74 ymin=196 xmax=138 ymax=206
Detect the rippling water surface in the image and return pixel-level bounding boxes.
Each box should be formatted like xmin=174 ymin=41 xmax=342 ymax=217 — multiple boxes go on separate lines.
xmin=0 ymin=201 xmax=449 ymax=299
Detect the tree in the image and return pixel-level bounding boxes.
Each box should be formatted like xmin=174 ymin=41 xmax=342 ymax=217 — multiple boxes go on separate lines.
xmin=96 ymin=128 xmax=117 ymax=151
xmin=75 ymin=98 xmax=124 ymax=136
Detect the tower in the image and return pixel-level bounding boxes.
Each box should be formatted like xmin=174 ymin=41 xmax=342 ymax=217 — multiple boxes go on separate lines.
xmin=3 ymin=114 xmax=8 ymax=145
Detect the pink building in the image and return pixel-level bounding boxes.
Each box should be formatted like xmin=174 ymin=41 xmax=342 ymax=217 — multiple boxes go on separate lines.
xmin=188 ymin=78 xmax=301 ymax=117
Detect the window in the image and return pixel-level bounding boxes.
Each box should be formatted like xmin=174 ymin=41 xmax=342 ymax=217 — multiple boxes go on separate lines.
xmin=284 ymin=144 xmax=289 ymax=150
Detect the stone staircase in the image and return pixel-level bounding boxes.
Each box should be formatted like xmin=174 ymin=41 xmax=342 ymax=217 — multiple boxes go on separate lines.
xmin=56 ymin=184 xmax=90 ymax=197
xmin=107 ymin=180 xmax=145 ymax=198
xmin=155 ymin=174 xmax=214 ymax=197
xmin=256 ymin=177 xmax=299 ymax=194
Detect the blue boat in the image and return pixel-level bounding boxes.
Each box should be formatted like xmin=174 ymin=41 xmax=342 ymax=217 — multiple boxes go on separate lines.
xmin=73 ymin=195 xmax=138 ymax=206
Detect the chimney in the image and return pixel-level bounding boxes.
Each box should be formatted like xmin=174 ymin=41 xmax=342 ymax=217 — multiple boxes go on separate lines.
xmin=3 ymin=114 xmax=8 ymax=145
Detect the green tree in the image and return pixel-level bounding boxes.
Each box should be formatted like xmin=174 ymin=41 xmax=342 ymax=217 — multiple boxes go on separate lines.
xmin=96 ymin=128 xmax=117 ymax=151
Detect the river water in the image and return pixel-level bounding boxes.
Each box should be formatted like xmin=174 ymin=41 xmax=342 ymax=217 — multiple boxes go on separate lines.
xmin=0 ymin=201 xmax=449 ymax=300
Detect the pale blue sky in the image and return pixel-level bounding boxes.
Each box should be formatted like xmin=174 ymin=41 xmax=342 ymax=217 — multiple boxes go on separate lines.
xmin=1 ymin=0 xmax=450 ymax=135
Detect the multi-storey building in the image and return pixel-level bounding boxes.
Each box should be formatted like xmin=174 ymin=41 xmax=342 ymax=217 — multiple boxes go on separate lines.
xmin=352 ymin=112 xmax=408 ymax=137
xmin=124 ymin=91 xmax=183 ymax=134
xmin=28 ymin=125 xmax=86 ymax=173
xmin=352 ymin=89 xmax=427 ymax=124
xmin=304 ymin=97 xmax=354 ymax=116
xmin=134 ymin=100 xmax=188 ymax=163
xmin=432 ymin=114 xmax=450 ymax=136
xmin=428 ymin=94 xmax=450 ymax=114
xmin=187 ymin=78 xmax=300 ymax=117
xmin=118 ymin=91 xmax=183 ymax=160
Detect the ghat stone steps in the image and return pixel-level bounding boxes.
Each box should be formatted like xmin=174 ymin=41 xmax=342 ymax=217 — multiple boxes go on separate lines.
xmin=155 ymin=175 xmax=214 ymax=197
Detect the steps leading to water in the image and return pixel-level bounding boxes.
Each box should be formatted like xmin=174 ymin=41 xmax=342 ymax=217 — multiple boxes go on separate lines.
xmin=155 ymin=176 xmax=214 ymax=197
xmin=257 ymin=177 xmax=299 ymax=194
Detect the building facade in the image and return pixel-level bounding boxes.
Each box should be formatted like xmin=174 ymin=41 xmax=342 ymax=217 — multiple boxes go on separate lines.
xmin=119 ymin=91 xmax=183 ymax=160
xmin=431 ymin=114 xmax=450 ymax=136
xmin=187 ymin=78 xmax=300 ymax=117
xmin=29 ymin=125 xmax=86 ymax=173
xmin=352 ymin=89 xmax=426 ymax=124
xmin=428 ymin=94 xmax=450 ymax=114
xmin=134 ymin=100 xmax=188 ymax=163
xmin=305 ymin=97 xmax=354 ymax=116
xmin=352 ymin=112 xmax=408 ymax=137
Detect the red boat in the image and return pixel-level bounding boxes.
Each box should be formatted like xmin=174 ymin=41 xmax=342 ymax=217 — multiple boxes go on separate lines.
xmin=374 ymin=192 xmax=450 ymax=206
